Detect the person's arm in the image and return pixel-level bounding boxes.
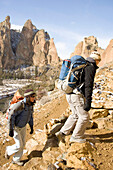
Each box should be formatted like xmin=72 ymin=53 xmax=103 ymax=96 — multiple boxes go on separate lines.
xmin=84 ymin=65 xmax=96 ymax=111
xmin=9 ymin=102 xmax=24 ymax=136
xmin=28 ymin=113 xmax=33 ymax=134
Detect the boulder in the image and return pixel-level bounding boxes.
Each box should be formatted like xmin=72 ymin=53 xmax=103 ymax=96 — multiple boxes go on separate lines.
xmin=23 ymin=157 xmax=48 ymax=170
xmin=67 ymin=142 xmax=96 ymax=169
xmin=94 ymin=117 xmax=113 ymax=129
xmin=42 ymin=148 xmax=61 ymax=164
xmin=89 ymin=109 xmax=109 ymax=119
xmin=32 ymin=130 xmax=47 ymax=145
xmin=25 ymin=138 xmax=39 ymax=154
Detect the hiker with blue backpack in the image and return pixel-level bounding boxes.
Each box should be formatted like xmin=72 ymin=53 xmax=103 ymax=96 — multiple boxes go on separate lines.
xmin=5 ymin=89 xmax=36 ymax=166
xmin=56 ymin=51 xmax=101 ymax=143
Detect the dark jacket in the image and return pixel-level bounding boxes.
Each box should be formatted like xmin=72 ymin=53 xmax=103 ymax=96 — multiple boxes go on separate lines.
xmin=80 ymin=57 xmax=98 ymax=111
xmin=9 ymin=98 xmax=33 ymax=131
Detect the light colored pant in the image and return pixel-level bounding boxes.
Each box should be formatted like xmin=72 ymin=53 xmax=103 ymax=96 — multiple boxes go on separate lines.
xmin=6 ymin=126 xmax=26 ymax=162
xmin=60 ymin=92 xmax=89 ymax=138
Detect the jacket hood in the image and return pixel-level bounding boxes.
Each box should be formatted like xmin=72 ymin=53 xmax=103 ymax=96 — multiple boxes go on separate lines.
xmin=86 ymin=57 xmax=98 ymax=69
xmin=86 ymin=57 xmax=96 ymax=63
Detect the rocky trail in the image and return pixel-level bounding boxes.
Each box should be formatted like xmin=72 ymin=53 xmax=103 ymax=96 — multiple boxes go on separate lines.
xmin=0 ymin=63 xmax=113 ymax=170
xmin=0 ymin=90 xmax=113 ymax=170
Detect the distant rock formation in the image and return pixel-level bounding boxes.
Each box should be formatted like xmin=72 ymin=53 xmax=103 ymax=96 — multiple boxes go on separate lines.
xmin=0 ymin=16 xmax=60 ymax=69
xmin=71 ymin=36 xmax=113 ymax=67
xmin=15 ymin=19 xmax=36 ymax=67
xmin=70 ymin=36 xmax=104 ymax=59
xmin=1 ymin=16 xmax=113 ymax=69
xmin=10 ymin=29 xmax=21 ymax=55
xmin=99 ymin=39 xmax=113 ymax=66
xmin=47 ymin=38 xmax=60 ymax=65
xmin=0 ymin=16 xmax=15 ymax=69
xmin=32 ymin=29 xmax=49 ymax=67
xmin=32 ymin=30 xmax=60 ymax=67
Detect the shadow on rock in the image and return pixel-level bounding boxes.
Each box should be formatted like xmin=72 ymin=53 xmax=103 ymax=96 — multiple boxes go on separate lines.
xmin=42 ymin=135 xmax=58 ymax=152
xmin=27 ymin=150 xmax=42 ymax=159
xmin=99 ymin=138 xmax=113 ymax=143
xmin=85 ymin=131 xmax=113 ymax=143
xmin=93 ymin=132 xmax=113 ymax=138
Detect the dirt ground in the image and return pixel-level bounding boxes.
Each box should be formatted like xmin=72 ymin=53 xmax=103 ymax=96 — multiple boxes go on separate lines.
xmin=0 ymin=94 xmax=113 ymax=169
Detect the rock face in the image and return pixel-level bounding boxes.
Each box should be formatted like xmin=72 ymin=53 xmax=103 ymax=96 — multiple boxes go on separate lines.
xmin=15 ymin=19 xmax=36 ymax=67
xmin=32 ymin=31 xmax=60 ymax=67
xmin=70 ymin=36 xmax=104 ymax=59
xmin=71 ymin=36 xmax=113 ymax=67
xmin=10 ymin=29 xmax=21 ymax=55
xmin=91 ymin=62 xmax=113 ymax=109
xmin=0 ymin=16 xmax=60 ymax=69
xmin=47 ymin=38 xmax=60 ymax=65
xmin=0 ymin=16 xmax=15 ymax=69
xmin=99 ymin=39 xmax=113 ymax=66
xmin=32 ymin=29 xmax=49 ymax=67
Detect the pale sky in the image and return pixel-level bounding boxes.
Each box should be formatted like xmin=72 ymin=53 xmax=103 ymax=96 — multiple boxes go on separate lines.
xmin=0 ymin=0 xmax=113 ymax=59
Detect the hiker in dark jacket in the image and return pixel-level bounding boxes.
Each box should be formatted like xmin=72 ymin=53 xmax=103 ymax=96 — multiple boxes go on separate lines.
xmin=5 ymin=89 xmax=36 ymax=166
xmin=56 ymin=51 xmax=101 ymax=143
xmin=81 ymin=56 xmax=99 ymax=111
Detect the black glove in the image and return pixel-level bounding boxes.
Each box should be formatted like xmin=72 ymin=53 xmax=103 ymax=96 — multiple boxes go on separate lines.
xmin=30 ymin=125 xmax=34 ymax=134
xmin=84 ymin=102 xmax=91 ymax=111
xmin=9 ymin=130 xmax=14 ymax=137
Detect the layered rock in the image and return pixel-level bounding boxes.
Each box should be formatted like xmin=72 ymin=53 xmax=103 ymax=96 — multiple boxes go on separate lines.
xmin=70 ymin=36 xmax=104 ymax=59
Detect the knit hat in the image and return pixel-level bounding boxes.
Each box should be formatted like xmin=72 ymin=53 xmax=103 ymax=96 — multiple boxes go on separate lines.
xmin=90 ymin=51 xmax=101 ymax=61
xmin=24 ymin=89 xmax=35 ymax=97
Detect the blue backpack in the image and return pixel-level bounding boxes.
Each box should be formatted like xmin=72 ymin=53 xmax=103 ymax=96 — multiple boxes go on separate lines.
xmin=57 ymin=55 xmax=87 ymax=93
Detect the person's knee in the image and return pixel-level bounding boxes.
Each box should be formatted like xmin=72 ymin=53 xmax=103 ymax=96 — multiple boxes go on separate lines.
xmin=81 ymin=114 xmax=89 ymax=122
xmin=16 ymin=141 xmax=24 ymax=150
xmin=16 ymin=144 xmax=21 ymax=150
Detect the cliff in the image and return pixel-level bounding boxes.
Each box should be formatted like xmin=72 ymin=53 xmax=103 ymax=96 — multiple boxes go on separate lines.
xmin=0 ymin=16 xmax=15 ymax=69
xmin=1 ymin=16 xmax=113 ymax=70
xmin=71 ymin=35 xmax=113 ymax=67
xmin=0 ymin=16 xmax=60 ymax=69
xmin=99 ymin=39 xmax=113 ymax=66
xmin=70 ymin=36 xmax=104 ymax=59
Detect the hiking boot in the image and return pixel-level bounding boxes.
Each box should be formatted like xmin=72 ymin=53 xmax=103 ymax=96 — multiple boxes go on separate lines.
xmin=70 ymin=136 xmax=86 ymax=144
xmin=5 ymin=150 xmax=10 ymax=159
xmin=12 ymin=160 xmax=24 ymax=166
xmin=55 ymin=131 xmax=65 ymax=143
